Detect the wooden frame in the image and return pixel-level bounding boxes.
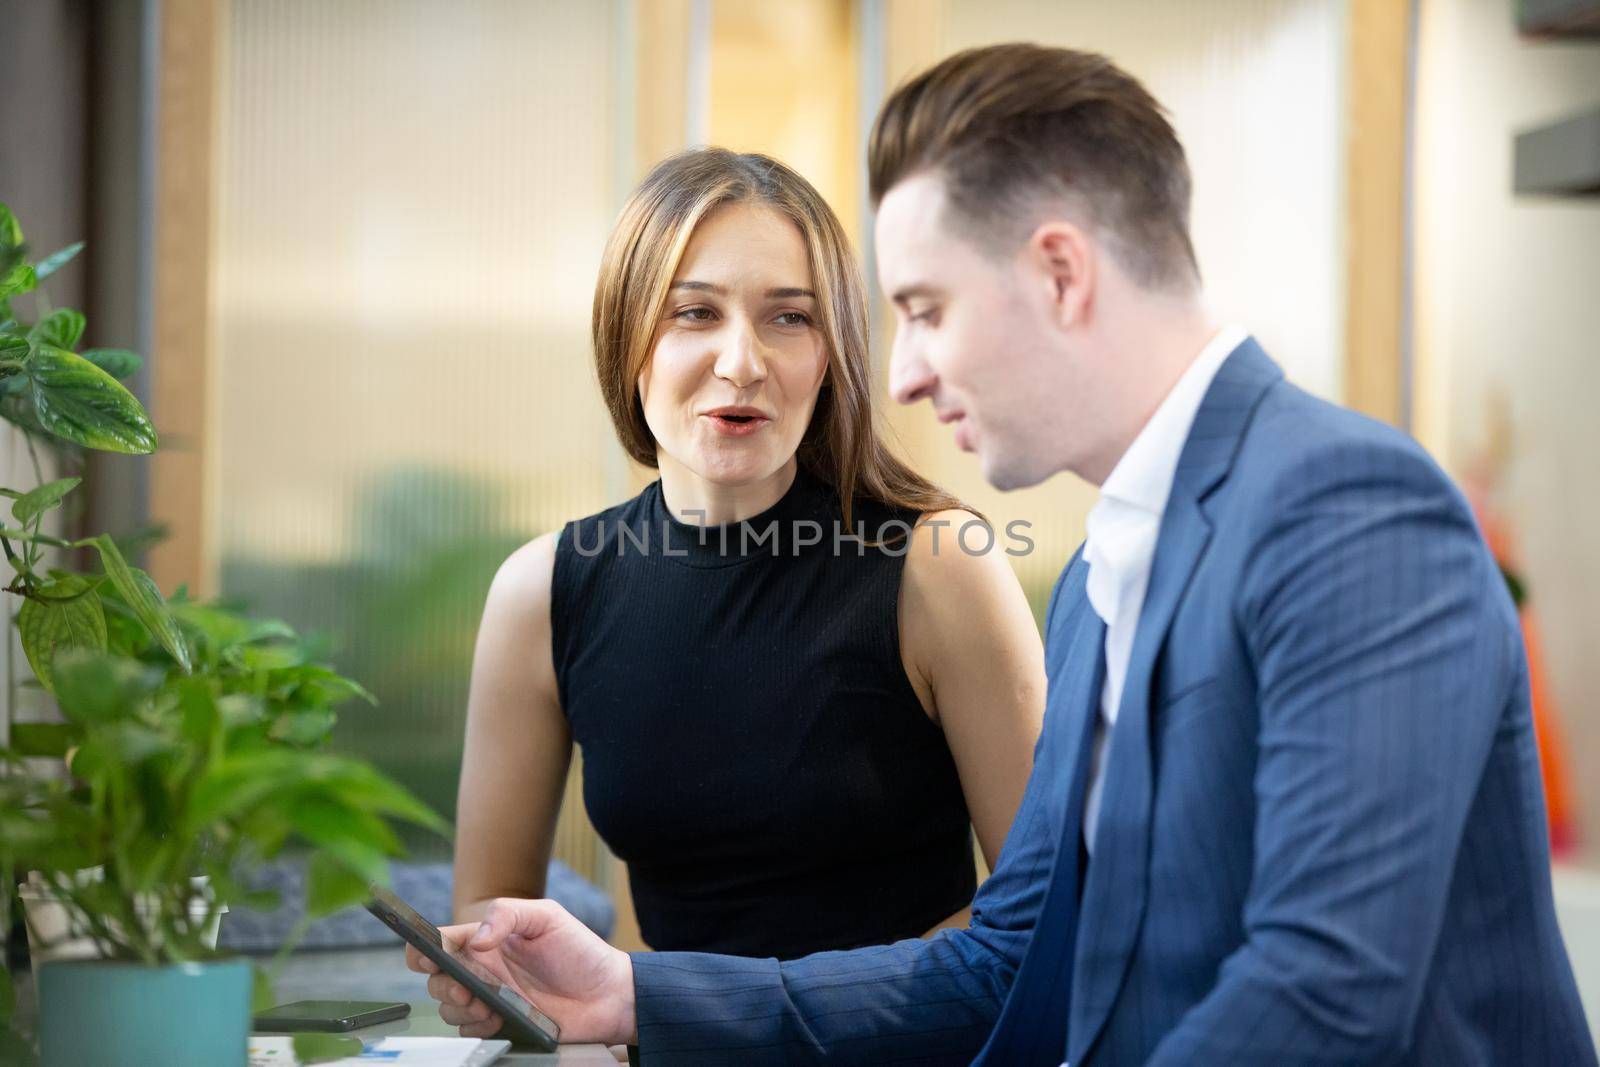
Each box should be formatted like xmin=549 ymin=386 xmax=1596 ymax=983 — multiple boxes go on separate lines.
xmin=1344 ymin=0 xmax=1414 ymax=427
xmin=148 ymin=0 xmax=219 ymax=596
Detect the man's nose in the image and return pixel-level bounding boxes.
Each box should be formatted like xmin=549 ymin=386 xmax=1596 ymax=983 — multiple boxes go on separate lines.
xmin=888 ymin=333 xmax=936 ymax=407
xmin=713 ymin=322 xmax=767 ymax=389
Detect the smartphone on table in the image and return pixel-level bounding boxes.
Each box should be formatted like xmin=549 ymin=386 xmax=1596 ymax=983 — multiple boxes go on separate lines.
xmin=254 ymin=1000 xmax=410 ymax=1032
xmin=364 ymin=884 xmax=561 ymax=1052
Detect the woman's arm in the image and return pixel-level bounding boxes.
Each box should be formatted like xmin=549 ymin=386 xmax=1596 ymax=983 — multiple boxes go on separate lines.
xmin=899 ymin=510 xmax=1048 ymax=879
xmin=451 ymin=532 xmax=573 ymax=923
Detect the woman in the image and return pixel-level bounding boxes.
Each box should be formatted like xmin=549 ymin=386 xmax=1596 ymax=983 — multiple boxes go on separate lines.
xmin=450 ymin=148 xmax=1044 ymax=961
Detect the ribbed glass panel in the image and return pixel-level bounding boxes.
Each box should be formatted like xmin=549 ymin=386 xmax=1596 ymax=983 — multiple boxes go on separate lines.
xmin=212 ymin=0 xmax=629 ymax=879
xmin=878 ymin=0 xmax=1349 ymax=619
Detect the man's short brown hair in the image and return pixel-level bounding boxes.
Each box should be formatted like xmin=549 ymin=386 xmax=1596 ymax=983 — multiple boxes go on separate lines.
xmin=869 ymin=43 xmax=1199 ymax=290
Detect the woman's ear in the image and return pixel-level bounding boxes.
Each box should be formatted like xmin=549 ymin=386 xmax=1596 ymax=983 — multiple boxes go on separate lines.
xmin=1025 ymin=220 xmax=1096 ymax=331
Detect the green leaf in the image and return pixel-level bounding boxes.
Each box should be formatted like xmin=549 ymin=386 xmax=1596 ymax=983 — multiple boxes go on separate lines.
xmin=102 ymin=597 xmax=152 ymax=656
xmin=292 ymin=794 xmax=402 ymax=880
xmin=239 ymin=807 xmax=296 ymax=858
xmin=269 ymin=709 xmax=336 ymax=745
xmin=0 ymin=957 xmax=14 ymax=1021
xmin=88 ymin=534 xmax=191 ymax=672
xmin=189 ymin=749 xmax=308 ymax=825
xmin=236 ymin=643 xmax=305 ymax=672
xmin=0 ymin=792 xmax=96 ymax=873
xmin=0 ymin=263 xmax=35 ymax=300
xmin=172 ymin=600 xmax=256 ymax=652
xmin=27 ymin=345 xmax=157 ymax=454
xmin=9 ymin=721 xmax=75 ymax=757
xmin=65 ymin=735 xmax=113 ymax=782
xmin=190 ymin=749 xmax=447 ymax=845
xmin=294 ymin=666 xmax=378 ymax=708
xmin=17 ymin=574 xmax=109 ymax=694
xmin=251 ymin=964 xmax=277 ymax=1013
xmin=292 ymin=1033 xmax=364 ymax=1064
xmin=0 ymin=203 xmax=21 ymax=249
xmin=34 ymin=241 xmax=85 ymax=281
xmin=12 ymin=475 xmax=80 ymax=524
xmin=81 ymin=347 xmax=142 ymax=380
xmin=0 ymin=1030 xmax=34 ymax=1067
xmin=305 ymin=851 xmax=378 ymax=919
xmin=0 ymin=335 xmax=27 ymax=362
xmin=203 ymin=866 xmax=284 ymax=914
xmin=176 ymin=677 xmax=220 ymax=746
xmin=68 ymin=722 xmax=174 ymax=787
xmin=50 ymin=649 xmax=162 ymax=725
xmin=29 ymin=309 xmax=86 ymax=351
xmin=322 ymin=761 xmax=451 ymax=837
xmin=217 ymin=693 xmax=267 ymax=728
xmin=98 ymin=721 xmax=175 ymax=764
xmin=246 ymin=618 xmax=298 ymax=643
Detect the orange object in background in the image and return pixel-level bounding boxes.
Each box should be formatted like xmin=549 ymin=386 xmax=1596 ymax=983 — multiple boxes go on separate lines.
xmin=1521 ymin=609 xmax=1578 ymax=856
xmin=1464 ymin=405 xmax=1579 ymax=857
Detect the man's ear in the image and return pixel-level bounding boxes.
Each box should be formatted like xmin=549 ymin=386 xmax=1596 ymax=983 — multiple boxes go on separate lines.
xmin=1024 ymin=221 xmax=1095 ymax=330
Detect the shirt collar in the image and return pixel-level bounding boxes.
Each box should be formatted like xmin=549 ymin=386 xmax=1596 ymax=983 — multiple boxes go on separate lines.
xmin=1097 ymin=325 xmax=1249 ymax=517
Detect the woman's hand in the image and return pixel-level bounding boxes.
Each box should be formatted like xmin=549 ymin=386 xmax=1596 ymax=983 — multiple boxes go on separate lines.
xmin=406 ymin=897 xmax=637 ymax=1046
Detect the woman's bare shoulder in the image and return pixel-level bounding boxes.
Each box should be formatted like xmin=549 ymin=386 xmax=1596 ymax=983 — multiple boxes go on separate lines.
xmin=485 ymin=531 xmax=560 ymax=624
xmin=902 ymin=509 xmax=1021 ymax=603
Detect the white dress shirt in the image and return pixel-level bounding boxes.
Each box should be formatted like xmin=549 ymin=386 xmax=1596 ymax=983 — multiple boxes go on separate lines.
xmin=1081 ymin=325 xmax=1248 ymax=854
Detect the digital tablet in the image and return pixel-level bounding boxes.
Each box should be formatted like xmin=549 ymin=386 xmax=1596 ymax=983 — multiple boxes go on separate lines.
xmin=365 ymin=884 xmax=560 ymax=1051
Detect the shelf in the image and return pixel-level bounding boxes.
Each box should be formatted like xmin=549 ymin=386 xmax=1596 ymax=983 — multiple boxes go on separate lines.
xmin=1514 ymin=106 xmax=1600 ymax=195
xmin=1519 ymin=0 xmax=1600 ymax=38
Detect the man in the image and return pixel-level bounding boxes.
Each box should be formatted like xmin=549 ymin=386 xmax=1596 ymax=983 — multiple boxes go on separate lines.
xmin=412 ymin=44 xmax=1593 ymax=1064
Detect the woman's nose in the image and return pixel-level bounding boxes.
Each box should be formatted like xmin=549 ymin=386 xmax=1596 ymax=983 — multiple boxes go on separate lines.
xmin=712 ymin=322 xmax=767 ymax=389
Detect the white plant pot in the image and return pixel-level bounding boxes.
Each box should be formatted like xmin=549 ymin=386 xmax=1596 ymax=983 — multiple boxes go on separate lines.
xmin=20 ymin=869 xmax=227 ymax=985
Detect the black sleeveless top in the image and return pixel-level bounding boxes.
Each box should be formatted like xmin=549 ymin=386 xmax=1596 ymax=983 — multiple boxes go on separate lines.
xmin=550 ymin=468 xmax=976 ymax=960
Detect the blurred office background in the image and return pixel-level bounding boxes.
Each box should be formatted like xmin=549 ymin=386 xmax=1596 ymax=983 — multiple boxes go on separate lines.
xmin=2 ymin=0 xmax=1598 ymax=1005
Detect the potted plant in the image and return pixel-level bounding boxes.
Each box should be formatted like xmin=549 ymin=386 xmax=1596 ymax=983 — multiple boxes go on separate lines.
xmin=0 ymin=205 xmax=449 ymax=1066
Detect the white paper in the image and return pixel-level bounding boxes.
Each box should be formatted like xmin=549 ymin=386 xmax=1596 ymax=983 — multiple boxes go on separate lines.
xmin=247 ymin=1035 xmax=503 ymax=1067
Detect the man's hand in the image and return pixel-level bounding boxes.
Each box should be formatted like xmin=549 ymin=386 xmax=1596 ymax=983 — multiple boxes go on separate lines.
xmin=406 ymin=897 xmax=637 ymax=1046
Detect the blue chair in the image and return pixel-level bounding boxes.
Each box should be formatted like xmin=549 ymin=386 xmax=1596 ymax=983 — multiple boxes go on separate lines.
xmin=217 ymin=859 xmax=615 ymax=952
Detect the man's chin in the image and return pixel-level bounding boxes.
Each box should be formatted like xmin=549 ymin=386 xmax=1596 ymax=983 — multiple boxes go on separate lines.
xmin=980 ymin=449 xmax=1052 ymax=493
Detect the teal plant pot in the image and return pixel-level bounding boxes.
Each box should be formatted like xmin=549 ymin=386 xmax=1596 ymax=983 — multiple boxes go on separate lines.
xmin=38 ymin=957 xmax=251 ymax=1067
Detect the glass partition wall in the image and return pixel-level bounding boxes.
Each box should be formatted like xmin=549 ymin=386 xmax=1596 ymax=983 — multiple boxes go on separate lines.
xmin=211 ymin=0 xmax=636 ymax=880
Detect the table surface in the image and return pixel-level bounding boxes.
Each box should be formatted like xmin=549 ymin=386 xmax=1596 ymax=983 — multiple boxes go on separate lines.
xmin=267 ymin=946 xmax=621 ymax=1063
xmin=13 ymin=945 xmax=622 ymax=1065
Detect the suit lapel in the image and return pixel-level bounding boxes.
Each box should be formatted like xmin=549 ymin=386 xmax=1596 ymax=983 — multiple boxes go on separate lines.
xmin=1066 ymin=339 xmax=1283 ymax=1064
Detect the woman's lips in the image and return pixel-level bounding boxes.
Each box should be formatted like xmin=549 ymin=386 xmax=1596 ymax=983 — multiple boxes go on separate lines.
xmin=703 ymin=412 xmax=770 ymax=437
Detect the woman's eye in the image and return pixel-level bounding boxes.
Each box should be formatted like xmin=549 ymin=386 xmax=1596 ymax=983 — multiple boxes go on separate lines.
xmin=675 ymin=306 xmax=715 ymax=323
xmin=774 ymin=311 xmax=812 ymax=327
xmin=909 ymin=307 xmax=940 ymax=327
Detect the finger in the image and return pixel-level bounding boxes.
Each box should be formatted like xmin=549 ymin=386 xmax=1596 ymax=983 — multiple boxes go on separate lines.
xmin=440 ymin=1001 xmax=491 ymax=1027
xmin=437 ymin=921 xmax=481 ymax=945
xmin=427 ymin=973 xmax=472 ymax=1006
xmin=470 ymin=896 xmax=569 ymax=950
xmin=404 ymin=945 xmax=438 ymax=974
xmin=457 ymin=1014 xmax=504 ymax=1040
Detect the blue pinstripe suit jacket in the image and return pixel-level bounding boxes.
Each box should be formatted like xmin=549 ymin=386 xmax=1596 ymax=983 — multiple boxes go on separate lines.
xmin=629 ymin=339 xmax=1594 ymax=1065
